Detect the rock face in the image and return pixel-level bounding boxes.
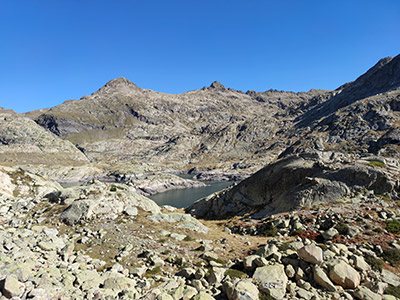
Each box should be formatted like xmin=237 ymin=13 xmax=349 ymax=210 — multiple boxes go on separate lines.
xmin=298 ymin=54 xmax=400 ymax=126
xmin=0 ymin=114 xmax=88 ymax=166
xmin=187 ymin=152 xmax=398 ymax=218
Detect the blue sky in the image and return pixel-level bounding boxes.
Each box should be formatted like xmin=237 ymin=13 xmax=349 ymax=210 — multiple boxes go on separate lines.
xmin=1 ymin=1 xmax=399 ymax=113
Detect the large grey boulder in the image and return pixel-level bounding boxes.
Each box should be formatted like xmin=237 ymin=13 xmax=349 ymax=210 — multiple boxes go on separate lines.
xmin=59 ymin=182 xmax=160 ymax=225
xmin=223 ymin=279 xmax=260 ymax=300
xmin=329 ymin=260 xmax=361 ymax=289
xmin=0 ymin=275 xmax=25 ymax=298
xmin=148 ymin=213 xmax=209 ymax=233
xmin=253 ymin=264 xmax=288 ymax=299
xmin=298 ymin=244 xmax=324 ymax=265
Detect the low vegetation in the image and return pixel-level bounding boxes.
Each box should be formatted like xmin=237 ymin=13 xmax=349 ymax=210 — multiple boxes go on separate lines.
xmin=385 ymin=285 xmax=400 ymax=298
xmin=364 ymin=255 xmax=384 ymax=271
xmin=367 ymin=161 xmax=385 ymax=168
xmin=386 ymin=219 xmax=400 ymax=234
xmin=261 ymin=222 xmax=278 ymax=237
xmin=381 ymin=247 xmax=400 ymax=266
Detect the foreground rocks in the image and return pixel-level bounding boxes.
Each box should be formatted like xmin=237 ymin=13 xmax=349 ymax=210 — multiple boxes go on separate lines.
xmin=1 ymin=174 xmax=400 ymax=300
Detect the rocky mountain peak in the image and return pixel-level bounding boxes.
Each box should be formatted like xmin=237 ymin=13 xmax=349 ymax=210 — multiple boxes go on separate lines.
xmin=208 ymin=81 xmax=227 ymax=91
xmin=92 ymin=77 xmax=142 ymax=96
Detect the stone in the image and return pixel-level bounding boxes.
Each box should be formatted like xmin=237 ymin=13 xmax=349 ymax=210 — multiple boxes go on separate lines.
xmin=253 ymin=264 xmax=288 ymax=299
xmin=298 ymin=244 xmax=324 ymax=265
xmin=75 ymin=269 xmax=103 ymax=291
xmin=156 ymin=293 xmax=174 ymax=300
xmin=243 ymin=255 xmax=259 ymax=270
xmin=322 ymin=228 xmax=339 ymax=240
xmin=353 ymin=255 xmax=371 ymax=272
xmin=176 ymin=268 xmax=196 ymax=279
xmin=183 ymin=286 xmax=198 ymax=300
xmin=313 ymin=266 xmax=336 ymax=292
xmin=207 ymin=267 xmax=225 ymax=285
xmin=223 ymin=279 xmax=259 ymax=300
xmin=0 ymin=275 xmax=25 ymax=298
xmin=381 ymin=269 xmax=400 ymax=286
xmin=60 ymin=200 xmax=93 ymax=225
xmin=297 ymin=287 xmax=313 ymax=299
xmin=285 ymin=265 xmax=296 ymax=278
xmin=124 ymin=206 xmax=138 ymax=216
xmin=353 ymin=286 xmax=382 ymax=300
xmin=329 ymin=260 xmax=361 ymax=289
xmin=192 ymin=290 xmax=216 ymax=300
xmin=256 ymin=244 xmax=279 ymax=258
xmin=148 ymin=213 xmax=209 ymax=233
xmin=103 ymin=276 xmax=136 ymax=291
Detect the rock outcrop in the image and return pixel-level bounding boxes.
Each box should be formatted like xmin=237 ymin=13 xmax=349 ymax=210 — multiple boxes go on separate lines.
xmin=187 ymin=152 xmax=399 ymax=219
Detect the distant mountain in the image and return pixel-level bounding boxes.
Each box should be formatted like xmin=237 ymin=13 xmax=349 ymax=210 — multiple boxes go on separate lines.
xmin=26 ymin=79 xmax=325 ymax=174
xmin=297 ymin=54 xmax=400 ymax=126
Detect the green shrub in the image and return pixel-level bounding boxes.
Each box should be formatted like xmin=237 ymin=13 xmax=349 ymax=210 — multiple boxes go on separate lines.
xmin=183 ymin=235 xmax=194 ymax=242
xmin=335 ymin=223 xmax=349 ymax=235
xmin=145 ymin=266 xmax=161 ymax=277
xmin=385 ymin=285 xmax=400 ymax=298
xmin=224 ymin=268 xmax=247 ymax=279
xmin=367 ymin=161 xmax=385 ymax=168
xmin=386 ymin=219 xmax=400 ymax=234
xmin=364 ymin=255 xmax=384 ymax=271
xmin=381 ymin=248 xmax=400 ymax=266
xmin=109 ymin=186 xmax=117 ymax=192
xmin=259 ymin=292 xmax=275 ymax=300
xmin=317 ymin=244 xmax=328 ymax=251
xmin=290 ymin=228 xmax=305 ymax=236
xmin=261 ymin=222 xmax=278 ymax=237
xmin=373 ymin=227 xmax=384 ymax=233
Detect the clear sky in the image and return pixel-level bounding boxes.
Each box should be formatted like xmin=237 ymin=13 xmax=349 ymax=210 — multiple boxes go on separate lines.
xmin=1 ymin=0 xmax=399 ymax=113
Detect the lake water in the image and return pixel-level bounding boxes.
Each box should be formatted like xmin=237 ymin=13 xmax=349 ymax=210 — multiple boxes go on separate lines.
xmin=149 ymin=180 xmax=235 ymax=208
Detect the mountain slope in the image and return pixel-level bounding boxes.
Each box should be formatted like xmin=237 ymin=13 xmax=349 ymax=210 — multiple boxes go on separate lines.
xmin=27 ymin=79 xmax=326 ymax=173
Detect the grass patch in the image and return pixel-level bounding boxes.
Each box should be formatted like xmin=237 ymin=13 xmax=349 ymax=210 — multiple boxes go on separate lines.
xmin=259 ymin=292 xmax=275 ymax=300
xmin=367 ymin=161 xmax=385 ymax=168
xmin=385 ymin=285 xmax=400 ymax=298
xmin=381 ymin=248 xmax=400 ymax=266
xmin=290 ymin=228 xmax=305 ymax=236
xmin=183 ymin=235 xmax=194 ymax=242
xmin=207 ymin=257 xmax=227 ymax=265
xmin=144 ymin=266 xmax=161 ymax=277
xmin=377 ymin=194 xmax=392 ymax=202
xmin=224 ymin=268 xmax=247 ymax=279
xmin=373 ymin=227 xmax=384 ymax=233
xmin=317 ymin=244 xmax=328 ymax=251
xmin=386 ymin=219 xmax=400 ymax=234
xmin=335 ymin=223 xmax=349 ymax=235
xmin=365 ymin=255 xmax=384 ymax=271
xmin=261 ymin=222 xmax=278 ymax=237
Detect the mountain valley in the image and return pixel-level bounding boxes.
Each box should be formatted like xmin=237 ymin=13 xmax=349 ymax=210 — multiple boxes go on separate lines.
xmin=0 ymin=55 xmax=400 ymax=299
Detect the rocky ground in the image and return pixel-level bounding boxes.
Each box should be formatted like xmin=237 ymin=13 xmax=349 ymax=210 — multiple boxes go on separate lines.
xmin=1 ymin=165 xmax=400 ymax=300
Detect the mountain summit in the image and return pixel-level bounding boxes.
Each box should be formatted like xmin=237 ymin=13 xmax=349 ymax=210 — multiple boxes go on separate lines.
xmin=92 ymin=77 xmax=142 ymax=96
